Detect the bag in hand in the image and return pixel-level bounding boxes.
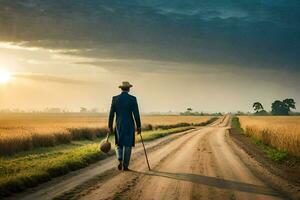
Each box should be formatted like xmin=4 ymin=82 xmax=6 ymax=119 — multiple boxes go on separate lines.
xmin=100 ymin=134 xmax=111 ymax=153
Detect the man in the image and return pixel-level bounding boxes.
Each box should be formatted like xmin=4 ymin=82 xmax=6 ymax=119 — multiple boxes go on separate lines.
xmin=108 ymin=81 xmax=141 ymax=171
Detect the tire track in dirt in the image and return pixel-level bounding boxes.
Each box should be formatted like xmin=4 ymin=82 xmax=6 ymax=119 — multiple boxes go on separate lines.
xmin=79 ymin=128 xmax=213 ymax=200
xmin=81 ymin=116 xmax=284 ymax=200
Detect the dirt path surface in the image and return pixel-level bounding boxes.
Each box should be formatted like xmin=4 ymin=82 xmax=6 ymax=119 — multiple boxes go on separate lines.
xmin=9 ymin=116 xmax=286 ymax=200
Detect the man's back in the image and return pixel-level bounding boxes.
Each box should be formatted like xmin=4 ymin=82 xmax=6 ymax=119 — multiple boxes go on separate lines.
xmin=109 ymin=91 xmax=141 ymax=147
xmin=113 ymin=92 xmax=136 ymax=121
xmin=108 ymin=81 xmax=141 ymax=170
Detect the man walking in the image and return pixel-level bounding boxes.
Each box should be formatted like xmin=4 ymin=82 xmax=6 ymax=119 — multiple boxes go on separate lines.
xmin=108 ymin=81 xmax=141 ymax=171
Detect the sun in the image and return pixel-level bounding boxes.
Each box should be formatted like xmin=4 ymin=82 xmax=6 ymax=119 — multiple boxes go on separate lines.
xmin=0 ymin=70 xmax=11 ymax=84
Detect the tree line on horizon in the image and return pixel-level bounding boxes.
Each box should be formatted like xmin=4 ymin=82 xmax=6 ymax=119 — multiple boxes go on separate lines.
xmin=180 ymin=108 xmax=223 ymax=116
xmin=253 ymin=98 xmax=296 ymax=116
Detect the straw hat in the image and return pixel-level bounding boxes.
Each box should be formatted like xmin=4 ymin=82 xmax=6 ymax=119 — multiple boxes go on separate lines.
xmin=100 ymin=136 xmax=111 ymax=153
xmin=119 ymin=81 xmax=133 ymax=89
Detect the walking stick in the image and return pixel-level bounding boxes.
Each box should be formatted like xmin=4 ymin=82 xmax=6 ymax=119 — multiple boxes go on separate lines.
xmin=139 ymin=133 xmax=151 ymax=171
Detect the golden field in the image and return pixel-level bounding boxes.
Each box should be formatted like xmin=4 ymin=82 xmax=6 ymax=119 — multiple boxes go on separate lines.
xmin=0 ymin=113 xmax=210 ymax=155
xmin=238 ymin=116 xmax=300 ymax=157
xmin=0 ymin=113 xmax=210 ymax=135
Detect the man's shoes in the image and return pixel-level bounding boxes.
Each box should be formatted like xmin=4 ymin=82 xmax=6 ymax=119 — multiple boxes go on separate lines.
xmin=123 ymin=166 xmax=130 ymax=171
xmin=118 ymin=162 xmax=122 ymax=171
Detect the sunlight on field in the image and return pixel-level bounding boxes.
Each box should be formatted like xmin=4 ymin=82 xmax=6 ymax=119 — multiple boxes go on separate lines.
xmin=239 ymin=116 xmax=300 ymax=157
xmin=0 ymin=114 xmax=209 ymax=135
xmin=0 ymin=113 xmax=210 ymax=155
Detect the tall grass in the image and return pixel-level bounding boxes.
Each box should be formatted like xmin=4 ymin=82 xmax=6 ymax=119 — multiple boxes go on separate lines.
xmin=0 ymin=129 xmax=107 ymax=155
xmin=0 ymin=114 xmax=214 ymax=155
xmin=238 ymin=116 xmax=300 ymax=157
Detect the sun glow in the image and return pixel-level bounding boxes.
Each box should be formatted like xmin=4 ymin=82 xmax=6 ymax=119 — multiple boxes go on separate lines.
xmin=0 ymin=70 xmax=11 ymax=84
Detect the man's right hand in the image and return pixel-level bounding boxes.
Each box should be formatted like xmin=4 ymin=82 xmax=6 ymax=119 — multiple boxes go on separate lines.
xmin=137 ymin=127 xmax=141 ymax=135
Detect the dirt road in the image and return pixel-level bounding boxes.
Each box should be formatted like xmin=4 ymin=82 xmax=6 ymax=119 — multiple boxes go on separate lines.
xmin=12 ymin=116 xmax=285 ymax=200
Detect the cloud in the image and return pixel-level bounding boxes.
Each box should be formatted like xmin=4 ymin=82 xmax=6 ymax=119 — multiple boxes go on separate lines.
xmin=0 ymin=42 xmax=42 ymax=51
xmin=74 ymin=58 xmax=235 ymax=76
xmin=0 ymin=0 xmax=299 ymax=73
xmin=13 ymin=73 xmax=96 ymax=85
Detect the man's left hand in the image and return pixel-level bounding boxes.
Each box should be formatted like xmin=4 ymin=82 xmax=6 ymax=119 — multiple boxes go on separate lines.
xmin=137 ymin=128 xmax=141 ymax=135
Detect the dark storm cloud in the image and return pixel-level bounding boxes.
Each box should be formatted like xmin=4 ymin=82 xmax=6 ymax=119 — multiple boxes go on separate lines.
xmin=0 ymin=0 xmax=299 ymax=72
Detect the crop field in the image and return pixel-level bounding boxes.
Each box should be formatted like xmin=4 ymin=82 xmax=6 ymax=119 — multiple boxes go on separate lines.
xmin=238 ymin=116 xmax=300 ymax=157
xmin=0 ymin=113 xmax=210 ymax=134
xmin=0 ymin=113 xmax=211 ymax=155
xmin=0 ymin=113 xmax=213 ymax=196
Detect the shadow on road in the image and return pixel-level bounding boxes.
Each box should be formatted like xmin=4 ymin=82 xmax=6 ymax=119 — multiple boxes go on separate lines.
xmin=130 ymin=170 xmax=280 ymax=197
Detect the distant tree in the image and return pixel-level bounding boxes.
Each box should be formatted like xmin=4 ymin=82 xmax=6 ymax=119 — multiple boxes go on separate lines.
xmin=289 ymin=112 xmax=300 ymax=116
xmin=80 ymin=107 xmax=87 ymax=113
xmin=283 ymin=98 xmax=296 ymax=111
xmin=187 ymin=108 xmax=193 ymax=112
xmin=272 ymin=100 xmax=287 ymax=115
xmin=271 ymin=98 xmax=296 ymax=115
xmin=256 ymin=110 xmax=269 ymax=116
xmin=252 ymin=102 xmax=268 ymax=115
xmin=236 ymin=111 xmax=244 ymax=115
xmin=253 ymin=102 xmax=264 ymax=113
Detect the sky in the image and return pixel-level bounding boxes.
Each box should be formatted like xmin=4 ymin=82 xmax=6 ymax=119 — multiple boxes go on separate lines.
xmin=0 ymin=0 xmax=299 ymax=113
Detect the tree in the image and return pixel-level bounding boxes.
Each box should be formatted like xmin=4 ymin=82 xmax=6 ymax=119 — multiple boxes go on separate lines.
xmin=253 ymin=102 xmax=264 ymax=113
xmin=252 ymin=102 xmax=268 ymax=115
xmin=187 ymin=108 xmax=193 ymax=112
xmin=271 ymin=98 xmax=296 ymax=115
xmin=271 ymin=100 xmax=287 ymax=115
xmin=80 ymin=107 xmax=87 ymax=113
xmin=283 ymin=98 xmax=296 ymax=110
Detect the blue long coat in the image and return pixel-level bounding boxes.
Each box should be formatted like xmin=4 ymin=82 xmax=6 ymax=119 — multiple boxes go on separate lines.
xmin=108 ymin=92 xmax=141 ymax=147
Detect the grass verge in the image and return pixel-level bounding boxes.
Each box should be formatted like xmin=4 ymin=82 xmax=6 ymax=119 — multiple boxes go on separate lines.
xmin=251 ymin=138 xmax=289 ymax=162
xmin=231 ymin=117 xmax=243 ymax=133
xmin=0 ymin=140 xmax=113 ymax=197
xmin=231 ymin=116 xmax=289 ymax=162
xmin=0 ymin=126 xmax=195 ymax=197
xmin=138 ymin=127 xmax=194 ymax=142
